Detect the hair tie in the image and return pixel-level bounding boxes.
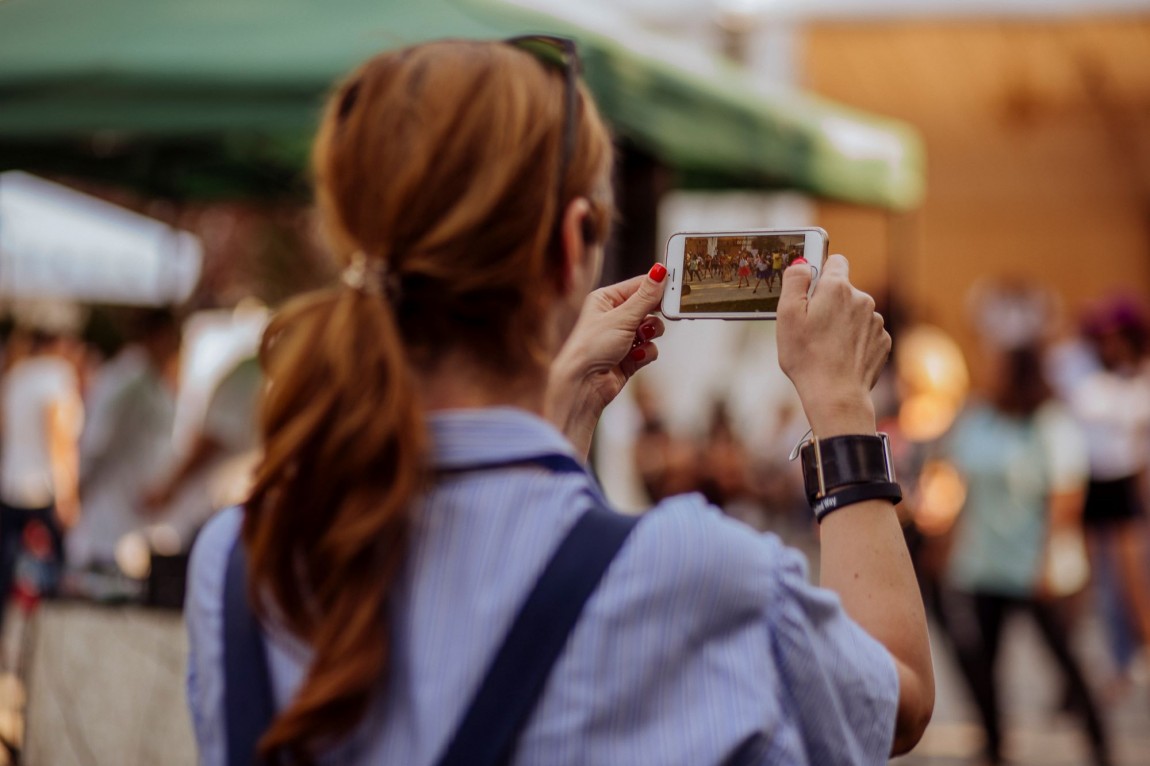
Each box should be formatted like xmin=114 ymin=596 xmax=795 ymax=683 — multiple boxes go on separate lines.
xmin=342 ymin=251 xmax=391 ymax=299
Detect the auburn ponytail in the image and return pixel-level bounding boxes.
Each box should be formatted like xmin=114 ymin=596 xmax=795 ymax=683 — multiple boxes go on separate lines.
xmin=243 ymin=285 xmax=425 ymax=763
xmin=239 ymin=39 xmax=615 ymax=764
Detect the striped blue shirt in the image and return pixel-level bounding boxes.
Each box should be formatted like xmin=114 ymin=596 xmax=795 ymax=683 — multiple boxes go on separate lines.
xmin=186 ymin=408 xmax=898 ymax=765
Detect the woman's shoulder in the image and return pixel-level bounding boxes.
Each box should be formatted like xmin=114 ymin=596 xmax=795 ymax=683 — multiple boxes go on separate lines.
xmin=186 ymin=506 xmax=244 ymax=615
xmin=623 ymin=493 xmax=809 ymax=610
xmin=191 ymin=505 xmax=244 ymax=561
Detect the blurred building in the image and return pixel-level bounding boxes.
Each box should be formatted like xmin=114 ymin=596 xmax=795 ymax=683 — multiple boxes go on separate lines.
xmin=810 ymin=15 xmax=1150 ymax=368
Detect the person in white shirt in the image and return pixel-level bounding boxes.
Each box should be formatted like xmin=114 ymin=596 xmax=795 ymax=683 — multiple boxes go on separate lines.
xmin=1071 ymin=299 xmax=1150 ymax=679
xmin=0 ymin=329 xmax=83 ymax=626
xmin=69 ymin=311 xmax=181 ymax=569
xmin=145 ymin=353 xmax=262 ymax=548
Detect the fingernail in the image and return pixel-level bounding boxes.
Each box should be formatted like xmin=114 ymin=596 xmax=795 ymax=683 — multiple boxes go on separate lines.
xmin=640 ymin=323 xmax=656 ymax=340
xmin=792 ymin=257 xmax=807 ymax=265
xmin=630 ymin=347 xmax=646 ymax=362
xmin=648 ymin=263 xmax=667 ymax=283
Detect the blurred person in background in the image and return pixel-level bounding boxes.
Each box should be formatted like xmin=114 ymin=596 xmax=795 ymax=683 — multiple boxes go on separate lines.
xmin=0 ymin=328 xmax=83 ymax=628
xmin=1070 ymin=298 xmax=1150 ymax=691
xmin=630 ymin=379 xmax=698 ymax=503
xmin=749 ymin=400 xmax=809 ymax=536
xmin=942 ymin=342 xmax=1109 ymax=766
xmin=185 ymin=39 xmax=931 ymax=766
xmin=69 ymin=309 xmax=181 ymax=570
xmin=145 ymin=351 xmax=262 ymax=549
xmin=699 ymin=400 xmax=760 ymax=528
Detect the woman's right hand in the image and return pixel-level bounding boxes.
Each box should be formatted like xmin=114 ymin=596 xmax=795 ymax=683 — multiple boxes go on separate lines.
xmin=776 ymin=254 xmax=891 ymax=438
xmin=782 ymin=256 xmax=935 ymax=753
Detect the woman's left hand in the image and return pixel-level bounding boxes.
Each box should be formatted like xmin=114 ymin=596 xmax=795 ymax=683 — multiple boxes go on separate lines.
xmin=546 ymin=264 xmax=668 ymax=458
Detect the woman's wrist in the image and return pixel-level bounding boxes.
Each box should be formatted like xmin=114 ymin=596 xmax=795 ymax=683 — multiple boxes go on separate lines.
xmin=545 ymin=359 xmax=599 ymax=459
xmin=803 ymin=393 xmax=878 ymax=438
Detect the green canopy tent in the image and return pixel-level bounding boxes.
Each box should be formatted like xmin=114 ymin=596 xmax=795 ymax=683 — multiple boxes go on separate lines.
xmin=0 ymin=0 xmax=924 ymax=208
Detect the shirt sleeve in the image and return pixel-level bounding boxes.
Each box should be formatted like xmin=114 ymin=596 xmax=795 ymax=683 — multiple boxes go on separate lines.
xmin=767 ymin=543 xmax=900 ymax=765
xmin=185 ymin=506 xmax=243 ymax=766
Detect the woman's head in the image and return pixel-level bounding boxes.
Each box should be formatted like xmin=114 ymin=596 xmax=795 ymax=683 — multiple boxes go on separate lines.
xmin=1082 ymin=296 xmax=1148 ymax=372
xmin=313 ymin=39 xmax=614 ymax=374
xmin=987 ymin=343 xmax=1051 ymax=417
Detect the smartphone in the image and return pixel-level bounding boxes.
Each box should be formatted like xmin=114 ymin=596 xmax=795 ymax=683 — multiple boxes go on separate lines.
xmin=661 ymin=227 xmax=827 ymax=319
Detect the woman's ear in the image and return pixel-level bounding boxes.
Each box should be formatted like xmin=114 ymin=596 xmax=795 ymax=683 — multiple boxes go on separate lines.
xmin=580 ymin=216 xmax=596 ymax=245
xmin=559 ymin=197 xmax=600 ymax=294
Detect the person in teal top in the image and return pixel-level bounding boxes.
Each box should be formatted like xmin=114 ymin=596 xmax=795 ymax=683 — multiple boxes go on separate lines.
xmin=947 ymin=401 xmax=1076 ymax=596
xmin=943 ymin=344 xmax=1111 ymax=766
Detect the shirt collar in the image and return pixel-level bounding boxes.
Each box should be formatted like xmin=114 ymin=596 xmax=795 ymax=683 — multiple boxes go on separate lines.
xmin=427 ymin=407 xmax=581 ymax=471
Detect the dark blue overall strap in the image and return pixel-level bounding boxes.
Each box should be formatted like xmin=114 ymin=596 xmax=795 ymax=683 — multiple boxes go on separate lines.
xmin=433 ymin=497 xmax=639 ymax=766
xmin=223 ymin=536 xmax=278 ymax=766
xmin=220 ymin=451 xmax=634 ymax=766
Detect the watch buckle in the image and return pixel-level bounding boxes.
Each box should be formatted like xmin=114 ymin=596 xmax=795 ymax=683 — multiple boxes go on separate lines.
xmin=790 ymin=432 xmax=827 ymax=499
xmin=812 ymin=436 xmax=827 ymax=499
xmin=880 ymin=432 xmax=897 ymax=483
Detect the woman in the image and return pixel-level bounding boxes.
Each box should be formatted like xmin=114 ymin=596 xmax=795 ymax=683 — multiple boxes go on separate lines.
xmin=736 ymin=255 xmax=751 ymax=288
xmin=751 ymin=255 xmax=769 ymax=294
xmin=186 ymin=39 xmax=931 ymax=766
xmin=1071 ymin=300 xmax=1150 ymax=680
xmin=943 ymin=344 xmax=1110 ymax=766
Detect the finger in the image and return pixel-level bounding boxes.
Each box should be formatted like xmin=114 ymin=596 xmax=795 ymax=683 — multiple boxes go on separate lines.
xmin=594 ymin=274 xmax=647 ymax=309
xmin=778 ymin=260 xmax=813 ymax=315
xmin=620 ymin=341 xmax=659 ymax=377
xmin=614 ymin=264 xmax=668 ymax=326
xmin=823 ymin=253 xmax=850 ymax=280
xmin=868 ymin=317 xmax=892 ymax=389
xmin=634 ymin=315 xmax=666 ymax=345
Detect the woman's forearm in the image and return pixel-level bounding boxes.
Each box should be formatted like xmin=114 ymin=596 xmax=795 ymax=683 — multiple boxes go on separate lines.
xmin=810 ymin=404 xmax=934 ymax=754
xmin=819 ymin=498 xmax=934 ymax=754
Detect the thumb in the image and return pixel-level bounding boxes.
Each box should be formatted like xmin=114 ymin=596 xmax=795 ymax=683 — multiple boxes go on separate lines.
xmin=778 ymin=260 xmax=812 ymax=317
xmin=615 ymin=263 xmax=667 ymax=325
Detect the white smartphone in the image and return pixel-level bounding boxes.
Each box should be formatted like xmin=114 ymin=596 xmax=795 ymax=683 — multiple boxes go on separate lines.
xmin=661 ymin=227 xmax=827 ymax=320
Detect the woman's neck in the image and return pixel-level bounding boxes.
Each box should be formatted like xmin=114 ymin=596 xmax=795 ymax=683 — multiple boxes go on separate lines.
xmin=416 ymin=350 xmax=547 ymax=415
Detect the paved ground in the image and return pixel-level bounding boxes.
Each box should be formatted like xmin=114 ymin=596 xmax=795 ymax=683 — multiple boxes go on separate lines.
xmin=902 ymin=616 xmax=1150 ymax=765
xmin=2 ymin=602 xmax=195 ymax=766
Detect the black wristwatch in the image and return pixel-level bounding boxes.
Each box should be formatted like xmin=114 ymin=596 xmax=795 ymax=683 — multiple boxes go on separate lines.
xmin=797 ymin=433 xmax=902 ymax=521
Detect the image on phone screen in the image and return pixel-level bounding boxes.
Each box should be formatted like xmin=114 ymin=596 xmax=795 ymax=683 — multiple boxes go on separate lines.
xmin=678 ymin=234 xmax=805 ymax=314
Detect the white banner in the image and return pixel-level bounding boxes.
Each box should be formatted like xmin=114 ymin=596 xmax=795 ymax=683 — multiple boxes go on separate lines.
xmin=0 ymin=171 xmax=202 ymax=306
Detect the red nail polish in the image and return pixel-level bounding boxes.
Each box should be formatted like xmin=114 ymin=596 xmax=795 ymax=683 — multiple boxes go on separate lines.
xmin=648 ymin=263 xmax=667 ymax=283
xmin=792 ymin=257 xmax=807 ymax=265
xmin=630 ymin=347 xmax=646 ymax=362
xmin=640 ymin=324 xmax=656 ymax=340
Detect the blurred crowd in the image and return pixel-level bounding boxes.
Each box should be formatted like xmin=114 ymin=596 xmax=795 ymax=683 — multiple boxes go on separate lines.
xmin=0 ymin=305 xmax=263 ymax=632
xmin=630 ymin=383 xmax=811 ymax=540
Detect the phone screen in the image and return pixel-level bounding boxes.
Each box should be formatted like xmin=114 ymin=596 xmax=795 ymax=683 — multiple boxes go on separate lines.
xmin=661 ymin=229 xmax=825 ymax=319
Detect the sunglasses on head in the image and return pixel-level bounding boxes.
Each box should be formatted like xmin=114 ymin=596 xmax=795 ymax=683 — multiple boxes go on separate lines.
xmin=505 ymin=35 xmax=583 ymax=244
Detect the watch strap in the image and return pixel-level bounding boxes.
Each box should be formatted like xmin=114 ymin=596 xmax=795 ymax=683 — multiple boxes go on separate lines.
xmin=811 ymin=481 xmax=903 ymax=523
xmin=800 ymin=433 xmax=896 ymax=503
